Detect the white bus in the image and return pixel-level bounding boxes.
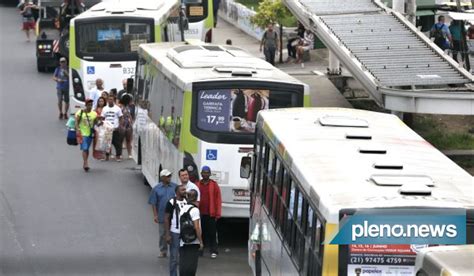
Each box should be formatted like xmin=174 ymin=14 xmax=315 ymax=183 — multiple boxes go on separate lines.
xmin=133 ymin=42 xmax=311 ymax=218
xmin=68 ymin=0 xmax=179 ymax=112
xmin=167 ymin=0 xmax=214 ymax=42
xmin=246 ymin=108 xmax=474 ymax=275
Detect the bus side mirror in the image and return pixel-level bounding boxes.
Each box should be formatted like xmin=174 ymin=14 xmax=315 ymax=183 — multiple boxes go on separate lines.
xmin=240 ymin=156 xmax=252 ymax=179
xmin=127 ymin=78 xmax=134 ymax=93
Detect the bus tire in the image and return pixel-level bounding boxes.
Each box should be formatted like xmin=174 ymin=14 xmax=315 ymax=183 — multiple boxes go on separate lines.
xmin=143 ymin=175 xmax=149 ymax=186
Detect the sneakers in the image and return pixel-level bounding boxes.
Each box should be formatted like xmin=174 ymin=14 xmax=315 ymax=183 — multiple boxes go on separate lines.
xmin=210 ymin=253 xmax=217 ymax=259
xmin=116 ymin=156 xmax=122 ymax=162
xmin=158 ymin=252 xmax=167 ymax=258
xmin=59 ymin=113 xmax=63 ymax=120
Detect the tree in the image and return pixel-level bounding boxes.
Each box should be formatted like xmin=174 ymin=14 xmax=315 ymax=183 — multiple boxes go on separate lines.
xmin=251 ymin=0 xmax=292 ymax=64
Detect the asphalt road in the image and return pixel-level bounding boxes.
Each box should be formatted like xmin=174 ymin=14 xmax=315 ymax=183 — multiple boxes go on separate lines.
xmin=0 ymin=6 xmax=250 ymax=276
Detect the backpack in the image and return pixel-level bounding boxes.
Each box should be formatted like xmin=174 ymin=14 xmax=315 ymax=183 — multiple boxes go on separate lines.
xmin=179 ymin=206 xmax=197 ymax=243
xmin=432 ymin=24 xmax=446 ymax=48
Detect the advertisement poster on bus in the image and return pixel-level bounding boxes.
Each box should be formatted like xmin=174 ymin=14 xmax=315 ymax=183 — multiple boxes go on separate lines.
xmin=346 ymin=244 xmax=428 ymax=276
xmin=197 ymin=89 xmax=269 ymax=133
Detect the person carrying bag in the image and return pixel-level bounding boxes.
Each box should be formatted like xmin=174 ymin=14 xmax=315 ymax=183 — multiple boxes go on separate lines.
xmin=75 ymin=99 xmax=100 ymax=172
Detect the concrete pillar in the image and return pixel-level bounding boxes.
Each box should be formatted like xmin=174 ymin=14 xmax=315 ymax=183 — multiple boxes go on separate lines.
xmin=328 ymin=51 xmax=341 ymax=75
xmin=392 ymin=0 xmax=405 ymax=13
xmin=406 ymin=0 xmax=417 ymax=25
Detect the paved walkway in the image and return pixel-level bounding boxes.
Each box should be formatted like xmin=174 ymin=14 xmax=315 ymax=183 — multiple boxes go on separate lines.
xmin=213 ymin=18 xmax=352 ymax=108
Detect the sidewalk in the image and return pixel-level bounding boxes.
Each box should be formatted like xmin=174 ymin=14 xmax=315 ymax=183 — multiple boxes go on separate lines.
xmin=213 ymin=18 xmax=352 ymax=108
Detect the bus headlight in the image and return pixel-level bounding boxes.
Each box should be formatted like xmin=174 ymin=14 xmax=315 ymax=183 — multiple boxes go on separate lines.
xmin=38 ymin=45 xmax=43 ymax=49
xmin=74 ymin=78 xmax=79 ymax=83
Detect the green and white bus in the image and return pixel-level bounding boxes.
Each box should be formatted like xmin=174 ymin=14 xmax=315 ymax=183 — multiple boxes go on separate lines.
xmin=133 ymin=42 xmax=311 ymax=218
xmin=68 ymin=0 xmax=214 ymax=113
xmin=246 ymin=108 xmax=474 ymax=275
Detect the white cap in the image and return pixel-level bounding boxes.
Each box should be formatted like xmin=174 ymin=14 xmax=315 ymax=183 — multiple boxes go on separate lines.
xmin=160 ymin=169 xmax=172 ymax=177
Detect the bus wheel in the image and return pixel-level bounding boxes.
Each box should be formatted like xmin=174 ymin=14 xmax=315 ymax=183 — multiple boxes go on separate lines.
xmin=143 ymin=175 xmax=149 ymax=186
xmin=37 ymin=64 xmax=45 ymax=72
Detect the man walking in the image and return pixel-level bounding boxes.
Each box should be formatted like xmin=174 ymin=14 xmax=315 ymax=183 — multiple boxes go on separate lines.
xmin=53 ymin=57 xmax=69 ymax=119
xmin=179 ymin=189 xmax=203 ymax=276
xmin=75 ymin=99 xmax=99 ymax=172
xmin=197 ymin=166 xmax=222 ymax=259
xmin=260 ymin=23 xmax=279 ymax=66
xmin=89 ymin=78 xmax=105 ymax=109
xmin=430 ymin=15 xmax=452 ymax=51
xmin=101 ymin=95 xmax=123 ymax=161
xmin=164 ymin=185 xmax=187 ymax=276
xmin=148 ymin=169 xmax=178 ymax=258
xmin=178 ymin=169 xmax=200 ymax=204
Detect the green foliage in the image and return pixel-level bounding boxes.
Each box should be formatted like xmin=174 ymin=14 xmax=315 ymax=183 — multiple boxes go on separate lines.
xmin=413 ymin=116 xmax=474 ymax=150
xmin=250 ymin=0 xmax=292 ymax=28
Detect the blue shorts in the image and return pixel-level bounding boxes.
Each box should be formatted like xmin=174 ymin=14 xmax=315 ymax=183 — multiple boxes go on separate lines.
xmin=80 ymin=136 xmax=93 ymax=152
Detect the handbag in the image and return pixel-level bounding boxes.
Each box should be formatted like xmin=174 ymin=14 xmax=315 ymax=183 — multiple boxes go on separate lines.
xmin=67 ymin=128 xmax=78 ymax=145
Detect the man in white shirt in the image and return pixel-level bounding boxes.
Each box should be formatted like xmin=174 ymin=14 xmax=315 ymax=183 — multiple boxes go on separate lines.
xmin=179 ymin=189 xmax=203 ymax=276
xmin=178 ymin=169 xmax=200 ymax=205
xmin=101 ymin=95 xmax=123 ymax=161
xmin=89 ymin=78 xmax=105 ymax=109
xmin=164 ymin=185 xmax=187 ymax=276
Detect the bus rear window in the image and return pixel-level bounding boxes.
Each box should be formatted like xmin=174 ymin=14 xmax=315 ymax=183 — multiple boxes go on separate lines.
xmin=76 ymin=19 xmax=153 ymax=58
xmin=196 ymin=89 xmax=297 ymax=134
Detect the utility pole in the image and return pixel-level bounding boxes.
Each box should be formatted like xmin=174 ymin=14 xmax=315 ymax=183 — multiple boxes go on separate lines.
xmin=456 ymin=0 xmax=470 ymax=71
xmin=179 ymin=1 xmax=186 ymax=42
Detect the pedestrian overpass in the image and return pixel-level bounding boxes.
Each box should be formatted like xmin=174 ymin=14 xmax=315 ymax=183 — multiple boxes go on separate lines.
xmin=284 ymin=0 xmax=474 ymax=115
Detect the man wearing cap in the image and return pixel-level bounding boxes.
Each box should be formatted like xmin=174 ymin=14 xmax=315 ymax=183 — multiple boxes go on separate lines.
xmin=148 ymin=169 xmax=178 ymax=258
xmin=53 ymin=57 xmax=69 ymax=119
xmin=75 ymin=98 xmax=99 ymax=172
xmin=197 ymin=166 xmax=222 ymax=259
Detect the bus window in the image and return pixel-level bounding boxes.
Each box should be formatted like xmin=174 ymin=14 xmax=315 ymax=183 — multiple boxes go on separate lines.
xmin=297 ymin=191 xmax=304 ymax=227
xmin=75 ymin=20 xmax=153 ymax=59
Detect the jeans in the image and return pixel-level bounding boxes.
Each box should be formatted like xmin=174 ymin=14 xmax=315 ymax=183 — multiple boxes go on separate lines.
xmin=264 ymin=47 xmax=276 ymax=66
xmin=170 ymin=232 xmax=180 ymax=276
xmin=201 ymin=215 xmax=218 ymax=254
xmin=287 ymin=38 xmax=298 ymax=58
xmin=179 ymin=244 xmax=200 ymax=276
xmin=158 ymin=223 xmax=168 ymax=254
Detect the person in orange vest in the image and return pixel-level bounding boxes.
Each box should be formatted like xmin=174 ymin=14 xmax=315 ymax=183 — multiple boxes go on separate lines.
xmin=196 ymin=166 xmax=222 ymax=259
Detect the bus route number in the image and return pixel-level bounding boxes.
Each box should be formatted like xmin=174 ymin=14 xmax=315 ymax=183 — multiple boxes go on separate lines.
xmin=123 ymin=67 xmax=135 ymax=75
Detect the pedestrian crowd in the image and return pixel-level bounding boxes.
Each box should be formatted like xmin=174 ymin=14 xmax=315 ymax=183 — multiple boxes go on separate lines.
xmin=59 ymin=58 xmax=135 ymax=171
xmin=149 ymin=166 xmax=222 ymax=276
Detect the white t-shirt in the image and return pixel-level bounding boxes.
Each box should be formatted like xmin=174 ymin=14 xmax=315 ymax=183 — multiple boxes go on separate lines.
xmin=179 ymin=204 xmax=201 ymax=247
xmin=89 ymin=88 xmax=104 ymax=109
xmin=166 ymin=198 xmax=188 ymax=234
xmin=183 ymin=181 xmax=201 ymax=201
xmin=101 ymin=105 xmax=123 ymax=129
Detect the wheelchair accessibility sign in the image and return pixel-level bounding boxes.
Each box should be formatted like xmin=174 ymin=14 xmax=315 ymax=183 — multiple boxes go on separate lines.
xmin=206 ymin=149 xmax=217 ymax=160
xmin=87 ymin=66 xmax=95 ymax=74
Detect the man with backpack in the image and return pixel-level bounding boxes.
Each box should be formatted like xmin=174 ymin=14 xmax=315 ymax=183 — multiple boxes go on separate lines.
xmin=260 ymin=23 xmax=280 ymax=66
xmin=430 ymin=15 xmax=452 ymax=51
xmin=164 ymin=185 xmax=188 ymax=276
xmin=179 ymin=189 xmax=203 ymax=276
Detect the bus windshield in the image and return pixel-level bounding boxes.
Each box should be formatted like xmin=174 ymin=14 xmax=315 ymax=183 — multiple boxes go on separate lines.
xmin=193 ymin=87 xmax=302 ymax=142
xmin=75 ymin=18 xmax=153 ymax=59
